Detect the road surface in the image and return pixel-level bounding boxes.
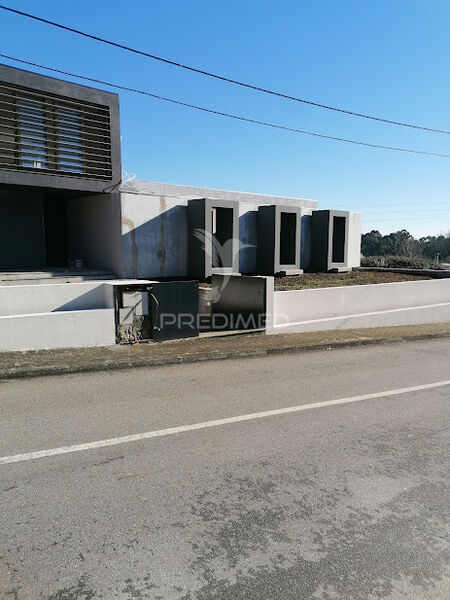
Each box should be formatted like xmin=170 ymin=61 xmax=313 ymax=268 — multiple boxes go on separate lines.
xmin=1 ymin=337 xmax=449 ymax=599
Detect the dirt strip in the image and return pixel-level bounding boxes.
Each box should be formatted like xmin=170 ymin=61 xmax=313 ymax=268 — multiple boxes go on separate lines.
xmin=0 ymin=323 xmax=449 ymax=380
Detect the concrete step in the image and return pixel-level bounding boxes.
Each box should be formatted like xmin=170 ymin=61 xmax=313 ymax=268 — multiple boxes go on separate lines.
xmin=0 ymin=270 xmax=116 ymax=286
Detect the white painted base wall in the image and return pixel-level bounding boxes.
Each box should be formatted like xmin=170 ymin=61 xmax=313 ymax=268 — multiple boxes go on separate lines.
xmin=0 ymin=279 xmax=156 ymax=352
xmin=0 ymin=309 xmax=115 ymax=352
xmin=0 ymin=281 xmax=114 ymax=316
xmin=0 ymin=281 xmax=130 ymax=352
xmin=266 ymin=279 xmax=450 ymax=334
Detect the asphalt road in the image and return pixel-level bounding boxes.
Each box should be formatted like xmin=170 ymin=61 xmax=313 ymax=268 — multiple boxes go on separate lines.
xmin=1 ymin=337 xmax=449 ymax=600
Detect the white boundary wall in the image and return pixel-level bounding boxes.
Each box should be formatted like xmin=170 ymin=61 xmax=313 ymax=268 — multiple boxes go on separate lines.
xmin=0 ymin=280 xmax=154 ymax=352
xmin=0 ymin=282 xmax=114 ymax=317
xmin=266 ymin=279 xmax=450 ymax=334
xmin=0 ymin=309 xmax=115 ymax=352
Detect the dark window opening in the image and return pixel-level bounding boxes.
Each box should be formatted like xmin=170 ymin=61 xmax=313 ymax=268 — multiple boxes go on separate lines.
xmin=280 ymin=212 xmax=297 ymax=265
xmin=43 ymin=197 xmax=68 ymax=268
xmin=18 ymin=98 xmax=48 ymax=169
xmin=332 ymin=216 xmax=346 ymax=263
xmin=57 ymin=106 xmax=83 ymax=174
xmin=211 ymin=207 xmax=233 ymax=268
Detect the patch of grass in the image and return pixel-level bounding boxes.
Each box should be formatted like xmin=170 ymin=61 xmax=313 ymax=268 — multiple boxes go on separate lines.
xmin=274 ymin=270 xmax=431 ymax=291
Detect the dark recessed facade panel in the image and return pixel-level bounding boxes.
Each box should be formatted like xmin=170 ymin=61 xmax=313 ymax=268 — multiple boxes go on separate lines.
xmin=257 ymin=205 xmax=303 ymax=275
xmin=0 ymin=64 xmax=121 ymax=193
xmin=150 ymin=280 xmax=199 ymax=342
xmin=211 ymin=275 xmax=267 ymax=331
xmin=187 ymin=198 xmax=240 ymax=280
xmin=310 ymin=210 xmax=350 ymax=272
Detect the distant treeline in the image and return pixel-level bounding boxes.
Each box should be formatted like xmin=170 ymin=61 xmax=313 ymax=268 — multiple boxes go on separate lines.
xmin=361 ymin=229 xmax=450 ymax=262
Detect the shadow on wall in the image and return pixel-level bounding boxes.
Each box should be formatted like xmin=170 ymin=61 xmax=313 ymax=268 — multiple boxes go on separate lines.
xmin=301 ymin=214 xmax=312 ymax=270
xmin=122 ymin=205 xmax=188 ymax=279
xmin=240 ymin=211 xmax=312 ymax=273
xmin=121 ymin=203 xmax=314 ymax=279
xmin=239 ymin=210 xmax=258 ymax=273
xmin=51 ymin=287 xmax=108 ymax=312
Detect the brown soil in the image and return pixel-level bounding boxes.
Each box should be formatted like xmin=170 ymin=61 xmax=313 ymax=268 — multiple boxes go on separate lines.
xmin=275 ymin=270 xmax=432 ymax=291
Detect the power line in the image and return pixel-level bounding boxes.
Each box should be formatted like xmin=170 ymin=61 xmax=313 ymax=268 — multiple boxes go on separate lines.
xmin=364 ymin=216 xmax=450 ymax=222
xmin=335 ymin=202 xmax=450 ymax=208
xmin=1 ymin=53 xmax=449 ymax=160
xmin=1 ymin=4 xmax=449 ymax=136
xmin=351 ymin=208 xmax=450 ymax=215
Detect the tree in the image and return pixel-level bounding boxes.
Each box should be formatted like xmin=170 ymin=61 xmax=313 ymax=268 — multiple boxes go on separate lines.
xmin=361 ymin=229 xmax=450 ymax=261
xmin=382 ymin=230 xmax=419 ymax=256
xmin=419 ymin=232 xmax=450 ymax=261
xmin=361 ymin=230 xmax=383 ymax=256
xmin=361 ymin=229 xmax=419 ymax=257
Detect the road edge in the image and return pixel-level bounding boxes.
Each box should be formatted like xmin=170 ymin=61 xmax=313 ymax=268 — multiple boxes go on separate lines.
xmin=1 ymin=325 xmax=449 ymax=381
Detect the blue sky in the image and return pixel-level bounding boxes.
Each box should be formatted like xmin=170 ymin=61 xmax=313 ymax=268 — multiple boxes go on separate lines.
xmin=1 ymin=0 xmax=449 ymax=237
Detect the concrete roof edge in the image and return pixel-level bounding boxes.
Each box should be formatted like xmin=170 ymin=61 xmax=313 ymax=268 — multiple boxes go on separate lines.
xmin=120 ymin=179 xmax=318 ymax=208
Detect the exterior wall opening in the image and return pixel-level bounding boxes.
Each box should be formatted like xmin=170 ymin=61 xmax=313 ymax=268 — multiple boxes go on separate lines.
xmin=212 ymin=207 xmax=233 ymax=268
xmin=280 ymin=211 xmax=297 ymax=265
xmin=0 ymin=189 xmax=46 ymax=270
xmin=0 ymin=188 xmax=121 ymax=274
xmin=43 ymin=197 xmax=68 ymax=267
xmin=332 ymin=216 xmax=346 ymax=263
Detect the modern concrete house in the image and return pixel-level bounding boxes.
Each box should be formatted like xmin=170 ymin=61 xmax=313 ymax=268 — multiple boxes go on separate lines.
xmin=0 ymin=63 xmax=122 ymax=274
xmin=0 ymin=63 xmax=366 ymax=351
xmin=119 ymin=179 xmax=320 ymax=280
xmin=0 ymin=63 xmax=362 ymax=283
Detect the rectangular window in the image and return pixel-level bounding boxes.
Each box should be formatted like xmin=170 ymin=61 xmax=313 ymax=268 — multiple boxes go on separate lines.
xmin=211 ymin=207 xmax=233 ymax=268
xmin=18 ymin=97 xmax=48 ymax=169
xmin=0 ymin=82 xmax=112 ymax=180
xmin=280 ymin=212 xmax=297 ymax=265
xmin=332 ymin=216 xmax=346 ymax=263
xmin=57 ymin=106 xmax=83 ymax=174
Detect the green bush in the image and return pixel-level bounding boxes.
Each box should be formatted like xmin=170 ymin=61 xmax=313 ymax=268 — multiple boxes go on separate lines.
xmin=361 ymin=255 xmax=446 ymax=270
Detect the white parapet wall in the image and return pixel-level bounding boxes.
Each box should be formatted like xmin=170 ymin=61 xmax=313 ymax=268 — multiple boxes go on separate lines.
xmin=0 ymin=309 xmax=116 ymax=352
xmin=266 ymin=278 xmax=450 ymax=334
xmin=0 ymin=281 xmax=114 ymax=316
xmin=0 ymin=281 xmax=119 ymax=352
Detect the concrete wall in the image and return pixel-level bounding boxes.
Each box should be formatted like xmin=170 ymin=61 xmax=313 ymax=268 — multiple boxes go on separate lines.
xmin=310 ymin=210 xmax=361 ymax=271
xmin=0 ymin=279 xmax=156 ymax=352
xmin=267 ymin=279 xmax=450 ymax=334
xmin=239 ymin=202 xmax=259 ymax=273
xmin=120 ymin=192 xmax=189 ymax=279
xmin=300 ymin=211 xmax=313 ymax=270
xmin=0 ymin=281 xmax=114 ymax=316
xmin=348 ymin=212 xmax=362 ymax=267
xmin=120 ymin=181 xmax=318 ymax=279
xmin=257 ymin=205 xmax=303 ymax=275
xmin=122 ymin=180 xmax=318 ymax=209
xmin=66 ymin=193 xmax=123 ymax=275
xmin=0 ymin=309 xmax=115 ymax=351
xmin=0 ymin=189 xmax=45 ymax=270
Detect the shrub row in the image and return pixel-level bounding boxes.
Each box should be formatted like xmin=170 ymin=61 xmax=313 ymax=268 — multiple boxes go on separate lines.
xmin=360 ymin=255 xmax=446 ymax=270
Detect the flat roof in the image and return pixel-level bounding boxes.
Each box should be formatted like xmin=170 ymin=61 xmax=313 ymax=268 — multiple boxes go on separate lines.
xmin=0 ymin=62 xmax=119 ymax=101
xmin=120 ymin=179 xmax=318 ymax=209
